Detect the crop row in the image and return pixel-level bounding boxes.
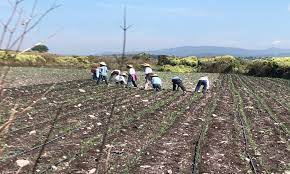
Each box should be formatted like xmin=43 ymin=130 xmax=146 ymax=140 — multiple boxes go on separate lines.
xmin=0 ymin=88 xmax=176 ymax=173
xmin=231 ymin=75 xmax=290 ymax=173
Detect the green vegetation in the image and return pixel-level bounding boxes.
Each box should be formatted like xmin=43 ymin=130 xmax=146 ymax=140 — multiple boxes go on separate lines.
xmin=247 ymin=58 xmax=290 ymax=78
xmin=158 ymin=65 xmax=195 ymax=73
xmin=0 ymin=51 xmax=289 ymax=78
xmin=158 ymin=55 xmax=289 ymax=79
xmin=0 ymin=51 xmax=157 ymax=70
xmin=31 ymin=45 xmax=49 ymax=53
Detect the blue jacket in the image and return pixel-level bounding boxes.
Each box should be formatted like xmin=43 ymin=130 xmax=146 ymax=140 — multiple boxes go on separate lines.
xmin=99 ymin=66 xmax=108 ymax=76
xmin=151 ymin=77 xmax=162 ymax=85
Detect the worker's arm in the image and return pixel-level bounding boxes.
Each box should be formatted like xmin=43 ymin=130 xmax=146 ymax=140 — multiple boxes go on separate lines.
xmin=123 ymin=77 xmax=127 ymax=84
xmin=96 ymin=69 xmax=100 ymax=78
xmin=207 ymin=79 xmax=210 ymax=89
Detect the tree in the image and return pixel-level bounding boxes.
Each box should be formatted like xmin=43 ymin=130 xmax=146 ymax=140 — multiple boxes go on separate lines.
xmin=0 ymin=0 xmax=61 ymax=52
xmin=132 ymin=52 xmax=151 ymax=60
xmin=31 ymin=44 xmax=48 ymax=53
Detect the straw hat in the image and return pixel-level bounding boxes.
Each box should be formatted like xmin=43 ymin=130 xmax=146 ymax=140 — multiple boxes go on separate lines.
xmin=99 ymin=62 xmax=106 ymax=66
xmin=127 ymin=64 xmax=133 ymax=68
xmin=141 ymin=63 xmax=151 ymax=67
xmin=121 ymin=72 xmax=127 ymax=76
xmin=151 ymin=74 xmax=158 ymax=77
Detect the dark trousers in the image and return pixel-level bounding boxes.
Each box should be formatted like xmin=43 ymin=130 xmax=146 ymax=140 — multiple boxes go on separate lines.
xmin=152 ymin=84 xmax=161 ymax=91
xmin=195 ymin=80 xmax=208 ymax=94
xmin=92 ymin=74 xmax=97 ymax=80
xmin=172 ymin=79 xmax=186 ymax=91
xmin=97 ymin=75 xmax=108 ymax=85
xmin=128 ymin=75 xmax=138 ymax=87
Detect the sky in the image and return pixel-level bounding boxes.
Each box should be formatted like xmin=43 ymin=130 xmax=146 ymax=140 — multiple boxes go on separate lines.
xmin=1 ymin=0 xmax=290 ymax=55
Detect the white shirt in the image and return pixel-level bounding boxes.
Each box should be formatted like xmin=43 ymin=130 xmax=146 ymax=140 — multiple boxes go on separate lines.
xmin=96 ymin=68 xmax=100 ymax=78
xmin=144 ymin=67 xmax=153 ymax=75
xmin=129 ymin=68 xmax=136 ymax=75
xmin=199 ymin=76 xmax=210 ymax=89
xmin=115 ymin=75 xmax=127 ymax=84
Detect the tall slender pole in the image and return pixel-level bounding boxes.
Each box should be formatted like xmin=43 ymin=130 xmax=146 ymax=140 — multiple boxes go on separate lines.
xmin=120 ymin=6 xmax=132 ymax=67
xmin=122 ymin=6 xmax=126 ymax=59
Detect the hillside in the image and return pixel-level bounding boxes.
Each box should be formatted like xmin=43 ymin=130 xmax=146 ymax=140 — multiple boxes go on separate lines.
xmin=146 ymin=46 xmax=290 ymax=57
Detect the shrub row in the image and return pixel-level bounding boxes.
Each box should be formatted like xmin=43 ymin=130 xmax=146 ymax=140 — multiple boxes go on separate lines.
xmin=157 ymin=55 xmax=290 ymax=79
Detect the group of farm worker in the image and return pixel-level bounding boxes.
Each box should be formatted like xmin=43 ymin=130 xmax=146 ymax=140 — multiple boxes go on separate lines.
xmin=91 ymin=62 xmax=210 ymax=95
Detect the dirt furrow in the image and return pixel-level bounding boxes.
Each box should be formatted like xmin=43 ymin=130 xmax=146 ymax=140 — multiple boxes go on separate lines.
xmin=232 ymin=75 xmax=290 ymax=173
xmin=31 ymin=91 xmax=172 ymax=174
xmin=198 ymin=75 xmax=249 ymax=174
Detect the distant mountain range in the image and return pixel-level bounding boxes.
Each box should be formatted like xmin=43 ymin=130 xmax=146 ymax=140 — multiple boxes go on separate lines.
xmin=102 ymin=46 xmax=290 ymax=57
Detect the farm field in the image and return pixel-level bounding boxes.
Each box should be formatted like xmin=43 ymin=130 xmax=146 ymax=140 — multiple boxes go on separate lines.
xmin=0 ymin=66 xmax=289 ymax=174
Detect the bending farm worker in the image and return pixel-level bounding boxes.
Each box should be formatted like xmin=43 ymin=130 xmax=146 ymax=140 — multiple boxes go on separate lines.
xmin=97 ymin=62 xmax=109 ymax=85
xmin=90 ymin=64 xmax=98 ymax=80
xmin=127 ymin=64 xmax=138 ymax=87
xmin=151 ymin=74 xmax=162 ymax=91
xmin=115 ymin=72 xmax=127 ymax=85
xmin=109 ymin=69 xmax=121 ymax=82
xmin=194 ymin=76 xmax=210 ymax=95
xmin=172 ymin=76 xmax=186 ymax=95
xmin=142 ymin=63 xmax=153 ymax=90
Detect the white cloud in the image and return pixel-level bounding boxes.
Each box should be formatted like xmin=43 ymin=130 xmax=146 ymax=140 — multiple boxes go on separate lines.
xmin=272 ymin=40 xmax=281 ymax=45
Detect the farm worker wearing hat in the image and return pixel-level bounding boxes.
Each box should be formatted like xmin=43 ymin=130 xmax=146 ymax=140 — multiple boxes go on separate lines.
xmin=97 ymin=62 xmax=109 ymax=85
xmin=142 ymin=63 xmax=153 ymax=90
xmin=151 ymin=74 xmax=162 ymax=91
xmin=127 ymin=64 xmax=138 ymax=87
xmin=172 ymin=76 xmax=186 ymax=95
xmin=109 ymin=69 xmax=121 ymax=82
xmin=115 ymin=72 xmax=127 ymax=85
xmin=194 ymin=76 xmax=210 ymax=95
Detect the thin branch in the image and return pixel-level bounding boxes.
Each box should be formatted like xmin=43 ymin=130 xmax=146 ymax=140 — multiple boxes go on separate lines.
xmin=126 ymin=24 xmax=133 ymax=30
xmin=31 ymin=106 xmax=63 ymax=174
xmin=15 ymin=0 xmax=37 ymax=51
xmin=96 ymin=96 xmax=118 ymax=174
xmin=0 ymin=0 xmax=24 ymax=49
xmin=18 ymin=27 xmax=62 ymax=54
xmin=6 ymin=8 xmax=23 ymax=50
xmin=9 ymin=2 xmax=61 ymax=51
xmin=7 ymin=0 xmax=24 ymax=14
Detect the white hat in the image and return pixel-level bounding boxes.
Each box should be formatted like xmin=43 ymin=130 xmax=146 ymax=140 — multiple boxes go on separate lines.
xmin=141 ymin=63 xmax=151 ymax=67
xmin=99 ymin=62 xmax=106 ymax=66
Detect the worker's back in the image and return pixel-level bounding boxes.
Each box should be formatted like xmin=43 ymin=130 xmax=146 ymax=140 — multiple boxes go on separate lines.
xmin=152 ymin=77 xmax=162 ymax=85
xmin=199 ymin=76 xmax=208 ymax=81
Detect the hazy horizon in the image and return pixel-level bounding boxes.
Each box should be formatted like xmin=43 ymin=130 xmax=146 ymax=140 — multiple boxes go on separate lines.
xmin=1 ymin=0 xmax=290 ymax=55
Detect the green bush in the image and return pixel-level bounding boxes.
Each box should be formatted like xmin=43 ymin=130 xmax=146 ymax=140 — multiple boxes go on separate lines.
xmin=180 ymin=56 xmax=198 ymax=67
xmin=247 ymin=59 xmax=289 ymax=78
xmin=157 ymin=55 xmax=170 ymax=65
xmin=158 ymin=65 xmax=195 ymax=73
